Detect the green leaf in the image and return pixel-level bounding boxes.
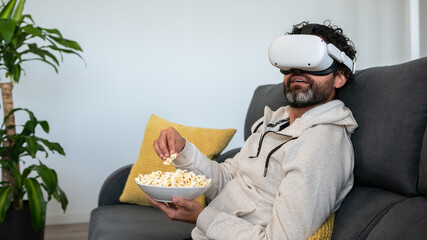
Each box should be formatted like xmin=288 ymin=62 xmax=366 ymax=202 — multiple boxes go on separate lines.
xmin=50 ymin=35 xmax=83 ymax=51
xmin=2 ymin=108 xmax=19 ymax=127
xmin=11 ymin=0 xmax=25 ymax=21
xmin=13 ymin=29 xmax=30 ymax=48
xmin=11 ymin=63 xmax=21 ymax=83
xmin=40 ymin=139 xmax=65 ymax=156
xmin=21 ymin=14 xmax=34 ymax=24
xmin=39 ymin=58 xmax=59 ymax=73
xmin=35 ymin=143 xmax=49 ymax=158
xmin=53 ymin=185 xmax=68 ymax=212
xmin=21 ymin=44 xmax=51 ymax=63
xmin=24 ymin=178 xmax=46 ymax=231
xmin=22 ymin=165 xmax=35 ymax=179
xmin=31 ymin=47 xmax=60 ymax=66
xmin=21 ymin=58 xmax=59 ymax=73
xmin=35 ymin=164 xmax=57 ymax=196
xmin=25 ymin=108 xmax=37 ymax=122
xmin=39 ymin=120 xmax=49 ymax=133
xmin=0 ymin=0 xmax=17 ymax=19
xmin=21 ymin=110 xmax=38 ymax=135
xmin=8 ymin=161 xmax=23 ymax=193
xmin=1 ymin=108 xmax=21 ymax=128
xmin=0 ymin=186 xmax=13 ymax=223
xmin=46 ymin=45 xmax=85 ymax=64
xmin=0 ymin=19 xmax=16 ymax=43
xmin=41 ymin=27 xmax=62 ymax=38
xmin=25 ymin=136 xmax=38 ymax=158
xmin=21 ymin=25 xmax=45 ymax=39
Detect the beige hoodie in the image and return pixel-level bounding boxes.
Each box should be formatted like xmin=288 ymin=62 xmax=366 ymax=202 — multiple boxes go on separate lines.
xmin=174 ymin=100 xmax=358 ymax=240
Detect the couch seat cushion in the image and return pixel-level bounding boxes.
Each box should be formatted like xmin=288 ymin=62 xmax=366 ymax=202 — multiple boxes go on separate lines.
xmin=366 ymin=197 xmax=427 ymax=240
xmin=332 ymin=186 xmax=407 ymax=240
xmin=89 ymin=205 xmax=195 ymax=240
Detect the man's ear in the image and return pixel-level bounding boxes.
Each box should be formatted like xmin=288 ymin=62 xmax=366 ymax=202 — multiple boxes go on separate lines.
xmin=334 ymin=72 xmax=347 ymax=89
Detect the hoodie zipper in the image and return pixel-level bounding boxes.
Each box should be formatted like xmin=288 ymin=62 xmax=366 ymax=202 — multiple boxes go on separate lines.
xmin=263 ymin=136 xmax=297 ymax=177
xmin=248 ymin=118 xmax=298 ymax=176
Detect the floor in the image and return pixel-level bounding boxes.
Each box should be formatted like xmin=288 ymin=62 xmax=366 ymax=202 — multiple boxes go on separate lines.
xmin=44 ymin=222 xmax=89 ymax=240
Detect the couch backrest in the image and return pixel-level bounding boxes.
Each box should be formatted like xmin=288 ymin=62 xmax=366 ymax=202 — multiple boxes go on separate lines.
xmin=339 ymin=57 xmax=427 ymax=197
xmin=244 ymin=57 xmax=427 ymax=197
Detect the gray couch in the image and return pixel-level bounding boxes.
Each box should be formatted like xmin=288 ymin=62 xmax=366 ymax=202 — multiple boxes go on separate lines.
xmin=89 ymin=57 xmax=427 ymax=240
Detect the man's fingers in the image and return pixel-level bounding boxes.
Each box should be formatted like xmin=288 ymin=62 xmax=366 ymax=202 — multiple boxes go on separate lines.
xmin=153 ymin=130 xmax=170 ymax=159
xmin=166 ymin=127 xmax=177 ymax=154
xmin=169 ymin=202 xmax=178 ymax=210
xmin=147 ymin=196 xmax=173 ymax=214
xmin=172 ymin=197 xmax=195 ymax=209
xmin=148 ymin=196 xmax=202 ymax=224
xmin=153 ymin=140 xmax=164 ymax=159
xmin=159 ymin=130 xmax=171 ymax=157
xmin=153 ymin=127 xmax=185 ymax=161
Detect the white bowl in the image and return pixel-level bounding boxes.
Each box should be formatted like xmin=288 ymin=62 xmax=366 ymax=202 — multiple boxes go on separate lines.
xmin=136 ymin=182 xmax=210 ymax=202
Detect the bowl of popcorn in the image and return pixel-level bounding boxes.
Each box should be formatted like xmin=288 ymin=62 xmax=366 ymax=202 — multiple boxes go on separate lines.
xmin=135 ymin=169 xmax=212 ymax=202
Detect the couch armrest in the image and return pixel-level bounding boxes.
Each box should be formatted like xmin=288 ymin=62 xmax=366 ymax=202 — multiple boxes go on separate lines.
xmin=216 ymin=148 xmax=241 ymax=163
xmin=98 ymin=164 xmax=133 ymax=207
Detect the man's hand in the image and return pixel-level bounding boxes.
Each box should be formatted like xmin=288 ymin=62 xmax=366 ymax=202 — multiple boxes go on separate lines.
xmin=153 ymin=127 xmax=186 ymax=160
xmin=147 ymin=195 xmax=204 ymax=224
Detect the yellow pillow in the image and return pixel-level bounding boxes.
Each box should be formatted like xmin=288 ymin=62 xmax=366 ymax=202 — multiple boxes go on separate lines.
xmin=308 ymin=213 xmax=335 ymax=240
xmin=120 ymin=114 xmax=236 ymax=206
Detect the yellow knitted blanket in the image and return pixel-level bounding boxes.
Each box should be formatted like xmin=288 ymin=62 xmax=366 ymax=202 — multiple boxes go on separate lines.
xmin=308 ymin=213 xmax=335 ymax=240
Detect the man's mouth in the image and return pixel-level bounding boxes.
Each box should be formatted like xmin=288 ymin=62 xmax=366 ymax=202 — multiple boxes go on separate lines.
xmin=290 ymin=77 xmax=311 ymax=86
xmin=292 ymin=78 xmax=309 ymax=83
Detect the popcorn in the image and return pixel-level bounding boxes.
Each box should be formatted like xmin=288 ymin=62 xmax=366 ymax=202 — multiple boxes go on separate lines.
xmin=135 ymin=169 xmax=211 ymax=187
xmin=163 ymin=152 xmax=178 ymax=165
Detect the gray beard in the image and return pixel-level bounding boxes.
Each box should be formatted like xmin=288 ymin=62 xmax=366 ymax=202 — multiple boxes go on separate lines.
xmin=284 ymin=76 xmax=335 ymax=108
xmin=285 ymin=88 xmax=315 ymax=107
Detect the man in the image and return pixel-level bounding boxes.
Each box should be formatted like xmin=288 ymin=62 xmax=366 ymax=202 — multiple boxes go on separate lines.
xmin=149 ymin=21 xmax=358 ymax=239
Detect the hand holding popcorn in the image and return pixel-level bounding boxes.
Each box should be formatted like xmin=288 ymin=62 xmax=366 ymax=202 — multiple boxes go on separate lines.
xmin=153 ymin=127 xmax=186 ymax=160
xmin=163 ymin=152 xmax=178 ymax=165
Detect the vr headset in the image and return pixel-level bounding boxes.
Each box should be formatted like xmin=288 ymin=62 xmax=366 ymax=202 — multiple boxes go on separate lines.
xmin=268 ymin=34 xmax=356 ymax=76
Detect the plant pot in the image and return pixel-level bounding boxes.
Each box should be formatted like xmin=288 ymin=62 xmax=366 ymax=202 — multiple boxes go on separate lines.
xmin=0 ymin=201 xmax=45 ymax=240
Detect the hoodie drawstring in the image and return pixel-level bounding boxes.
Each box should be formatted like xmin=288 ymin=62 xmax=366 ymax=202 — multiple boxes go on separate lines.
xmin=249 ymin=118 xmax=290 ymax=159
xmin=263 ymin=142 xmax=288 ymax=177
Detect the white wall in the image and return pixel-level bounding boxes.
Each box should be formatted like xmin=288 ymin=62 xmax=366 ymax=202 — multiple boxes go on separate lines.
xmin=421 ymin=0 xmax=427 ymax=57
xmin=0 ymin=0 xmax=423 ymax=224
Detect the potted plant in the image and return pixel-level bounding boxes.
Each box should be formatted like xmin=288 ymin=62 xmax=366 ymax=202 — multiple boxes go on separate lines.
xmin=0 ymin=0 xmax=83 ymax=239
xmin=0 ymin=108 xmax=68 ymax=239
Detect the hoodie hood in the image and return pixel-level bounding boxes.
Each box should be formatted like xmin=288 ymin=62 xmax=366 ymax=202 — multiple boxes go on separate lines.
xmin=263 ymin=100 xmax=358 ymax=137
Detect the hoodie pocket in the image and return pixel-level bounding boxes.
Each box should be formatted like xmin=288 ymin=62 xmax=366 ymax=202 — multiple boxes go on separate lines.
xmin=208 ymin=179 xmax=256 ymax=217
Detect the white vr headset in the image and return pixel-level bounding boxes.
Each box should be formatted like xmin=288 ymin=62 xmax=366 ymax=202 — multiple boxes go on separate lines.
xmin=268 ymin=34 xmax=356 ymax=75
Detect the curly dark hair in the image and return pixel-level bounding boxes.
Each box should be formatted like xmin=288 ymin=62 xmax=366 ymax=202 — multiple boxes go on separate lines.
xmin=288 ymin=20 xmax=357 ymax=94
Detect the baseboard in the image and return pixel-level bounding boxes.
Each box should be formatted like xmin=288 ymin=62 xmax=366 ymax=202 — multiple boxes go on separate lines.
xmin=46 ymin=212 xmax=90 ymax=225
